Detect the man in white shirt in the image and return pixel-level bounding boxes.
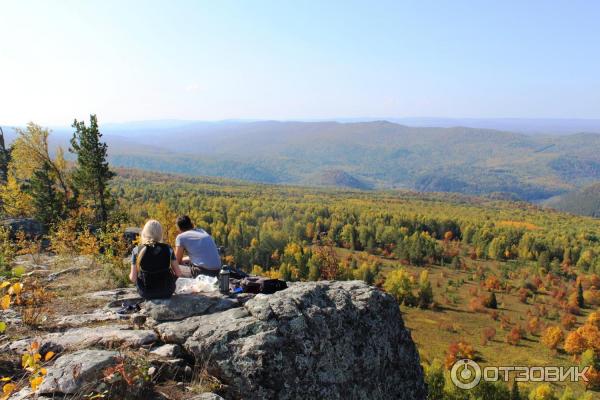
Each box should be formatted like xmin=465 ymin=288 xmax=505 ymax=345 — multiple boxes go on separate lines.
xmin=174 ymin=215 xmax=221 ymax=277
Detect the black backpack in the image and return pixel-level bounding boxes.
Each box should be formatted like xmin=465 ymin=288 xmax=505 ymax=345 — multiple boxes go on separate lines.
xmin=136 ymin=243 xmax=176 ymax=298
xmin=241 ymin=276 xmax=288 ymax=294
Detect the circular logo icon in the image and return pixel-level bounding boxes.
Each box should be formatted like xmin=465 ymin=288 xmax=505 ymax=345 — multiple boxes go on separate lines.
xmin=450 ymin=359 xmax=481 ymax=390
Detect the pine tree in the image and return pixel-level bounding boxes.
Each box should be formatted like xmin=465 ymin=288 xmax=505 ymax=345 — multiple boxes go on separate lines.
xmin=0 ymin=127 xmax=10 ymax=184
xmin=0 ymin=127 xmax=11 ymax=215
xmin=451 ymin=256 xmax=462 ymax=270
xmin=485 ymin=292 xmax=498 ymax=309
xmin=417 ymin=270 xmax=434 ymax=309
xmin=28 ymin=161 xmax=63 ymax=229
xmin=417 ymin=281 xmax=433 ymax=309
xmin=577 ymin=282 xmax=585 ymax=308
xmin=510 ymin=380 xmax=520 ymax=400
xmin=70 ymin=115 xmax=115 ymax=224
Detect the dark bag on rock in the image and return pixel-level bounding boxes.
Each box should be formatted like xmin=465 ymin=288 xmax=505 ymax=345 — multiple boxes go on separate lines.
xmin=241 ymin=276 xmax=287 ymax=294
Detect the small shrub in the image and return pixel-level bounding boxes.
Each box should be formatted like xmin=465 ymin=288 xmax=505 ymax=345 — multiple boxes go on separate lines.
xmin=468 ymin=296 xmax=486 ymax=313
xmin=561 ymin=314 xmax=577 ymax=330
xmin=101 ymin=354 xmax=152 ymax=399
xmin=444 ymin=341 xmax=475 ymax=370
xmin=526 ymin=317 xmax=543 ymax=336
xmin=481 ymin=327 xmax=496 ymax=346
xmin=506 ymin=327 xmax=522 ymax=346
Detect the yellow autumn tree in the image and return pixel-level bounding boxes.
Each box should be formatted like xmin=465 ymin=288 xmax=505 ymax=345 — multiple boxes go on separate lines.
xmin=541 ymin=326 xmax=563 ymax=351
xmin=528 ymin=383 xmax=556 ymax=400
xmin=9 ymin=123 xmax=50 ymax=181
xmin=10 ymin=124 xmax=69 ymax=194
xmin=586 ymin=311 xmax=600 ymax=329
xmin=384 ymin=268 xmax=414 ymax=305
xmin=151 ymin=201 xmax=178 ymax=245
xmin=0 ymin=175 xmax=33 ymax=216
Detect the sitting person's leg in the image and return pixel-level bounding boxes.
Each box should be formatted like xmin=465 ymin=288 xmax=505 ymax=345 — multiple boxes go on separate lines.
xmin=177 ymin=264 xmax=193 ymax=278
xmin=190 ymin=265 xmax=220 ymax=278
xmin=177 ymin=264 xmax=219 ymax=278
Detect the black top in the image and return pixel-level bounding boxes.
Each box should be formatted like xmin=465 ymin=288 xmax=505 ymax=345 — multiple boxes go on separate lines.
xmin=132 ymin=243 xmax=177 ymax=299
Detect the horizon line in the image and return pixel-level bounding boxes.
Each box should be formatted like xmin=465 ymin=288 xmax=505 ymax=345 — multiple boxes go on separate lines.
xmin=3 ymin=115 xmax=600 ymax=129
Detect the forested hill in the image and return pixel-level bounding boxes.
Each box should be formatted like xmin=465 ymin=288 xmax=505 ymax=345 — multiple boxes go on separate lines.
xmin=546 ymin=183 xmax=600 ymax=217
xmin=3 ymin=120 xmax=600 ymax=202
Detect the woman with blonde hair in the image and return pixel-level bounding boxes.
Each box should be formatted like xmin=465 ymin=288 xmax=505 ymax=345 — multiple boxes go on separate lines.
xmin=129 ymin=220 xmax=182 ymax=299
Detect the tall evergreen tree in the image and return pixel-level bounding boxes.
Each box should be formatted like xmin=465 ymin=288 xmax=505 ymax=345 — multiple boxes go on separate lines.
xmin=510 ymin=380 xmax=520 ymax=400
xmin=486 ymin=292 xmax=498 ymax=309
xmin=0 ymin=127 xmax=11 ymax=216
xmin=417 ymin=281 xmax=434 ymax=309
xmin=0 ymin=127 xmax=10 ymax=184
xmin=577 ymin=282 xmax=585 ymax=308
xmin=28 ymin=161 xmax=63 ymax=229
xmin=417 ymin=270 xmax=434 ymax=309
xmin=69 ymin=115 xmax=115 ymax=224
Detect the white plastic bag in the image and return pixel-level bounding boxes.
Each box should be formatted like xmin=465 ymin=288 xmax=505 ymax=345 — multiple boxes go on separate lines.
xmin=175 ymin=275 xmax=218 ymax=294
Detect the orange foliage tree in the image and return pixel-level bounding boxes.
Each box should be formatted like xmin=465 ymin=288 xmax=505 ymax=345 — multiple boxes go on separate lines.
xmin=506 ymin=327 xmax=522 ymax=346
xmin=564 ymin=330 xmax=589 ymax=356
xmin=444 ymin=341 xmax=475 ymax=370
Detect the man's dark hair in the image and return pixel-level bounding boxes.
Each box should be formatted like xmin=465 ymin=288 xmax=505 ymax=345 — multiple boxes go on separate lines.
xmin=176 ymin=215 xmax=194 ymax=231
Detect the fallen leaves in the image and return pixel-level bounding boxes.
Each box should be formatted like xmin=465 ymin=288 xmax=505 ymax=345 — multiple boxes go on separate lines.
xmin=0 ymin=295 xmax=9 ymax=311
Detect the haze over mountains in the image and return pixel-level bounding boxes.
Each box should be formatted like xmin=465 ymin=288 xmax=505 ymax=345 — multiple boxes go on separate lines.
xmin=2 ymin=118 xmax=600 ymax=212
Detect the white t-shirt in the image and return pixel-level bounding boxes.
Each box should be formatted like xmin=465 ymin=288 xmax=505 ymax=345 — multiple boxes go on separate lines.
xmin=175 ymin=228 xmax=221 ymax=270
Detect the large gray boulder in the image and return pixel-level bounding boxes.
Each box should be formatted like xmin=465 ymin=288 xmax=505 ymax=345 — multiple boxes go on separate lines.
xmin=142 ymin=293 xmax=239 ymax=322
xmin=159 ymin=281 xmax=426 ymax=400
xmin=38 ymin=349 xmax=118 ymax=394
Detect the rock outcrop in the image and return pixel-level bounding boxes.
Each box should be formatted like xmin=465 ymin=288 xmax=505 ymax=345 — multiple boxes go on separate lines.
xmin=0 ymin=218 xmax=43 ymax=239
xmin=142 ymin=292 xmax=239 ymax=322
xmin=38 ymin=350 xmax=118 ymax=394
xmin=156 ymin=281 xmax=426 ymax=400
xmin=8 ymin=325 xmax=157 ymax=354
xmin=6 ymin=279 xmax=426 ymax=399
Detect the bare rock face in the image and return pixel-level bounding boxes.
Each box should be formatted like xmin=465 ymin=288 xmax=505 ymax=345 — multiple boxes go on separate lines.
xmin=158 ymin=281 xmax=426 ymax=400
xmin=8 ymin=325 xmax=157 ymax=354
xmin=38 ymin=350 xmax=118 ymax=394
xmin=190 ymin=394 xmax=225 ymax=400
xmin=55 ymin=310 xmax=121 ymax=327
xmin=142 ymin=293 xmax=239 ymax=322
xmin=150 ymin=343 xmax=182 ymax=358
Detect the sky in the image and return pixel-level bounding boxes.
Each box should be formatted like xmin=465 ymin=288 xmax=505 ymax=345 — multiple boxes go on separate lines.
xmin=1 ymin=0 xmax=600 ymax=125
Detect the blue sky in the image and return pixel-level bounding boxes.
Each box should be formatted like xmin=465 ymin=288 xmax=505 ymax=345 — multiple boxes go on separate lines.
xmin=1 ymin=0 xmax=599 ymax=125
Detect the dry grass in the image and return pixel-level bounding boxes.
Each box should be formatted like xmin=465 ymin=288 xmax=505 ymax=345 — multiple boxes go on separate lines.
xmin=187 ymin=361 xmax=223 ymax=396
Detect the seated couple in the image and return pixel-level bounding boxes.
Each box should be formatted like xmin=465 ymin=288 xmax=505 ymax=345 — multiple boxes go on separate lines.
xmin=129 ymin=215 xmax=221 ymax=299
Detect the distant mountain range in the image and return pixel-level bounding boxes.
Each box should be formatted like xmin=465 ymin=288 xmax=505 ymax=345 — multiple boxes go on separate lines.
xmin=2 ymin=119 xmax=600 ymax=212
xmin=380 ymin=117 xmax=600 ymax=135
